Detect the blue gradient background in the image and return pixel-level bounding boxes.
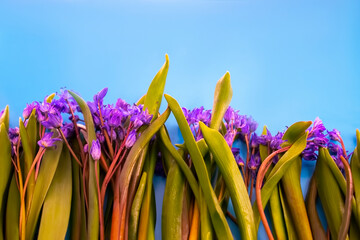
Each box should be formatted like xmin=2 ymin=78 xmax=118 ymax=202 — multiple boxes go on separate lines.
xmin=0 ymin=1 xmax=359 ymax=239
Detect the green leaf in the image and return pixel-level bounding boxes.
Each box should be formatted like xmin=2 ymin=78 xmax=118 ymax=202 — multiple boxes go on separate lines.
xmin=118 ymin=108 xmax=171 ymax=231
xmin=69 ymin=149 xmax=87 ymax=240
xmin=315 ymin=148 xmax=344 ymax=238
xmin=259 ymin=126 xmax=287 ymax=240
xmin=305 ymin=175 xmax=327 ymax=240
xmin=5 ymin=175 xmax=20 ymax=240
xmin=281 ymin=121 xmax=311 ymax=147
xmin=200 ymin=122 xmax=256 ymax=240
xmin=162 ymin=161 xmax=185 ymax=240
xmin=138 ymin=142 xmax=158 ymax=240
xmin=164 ymin=94 xmax=233 ymax=240
xmin=69 ymin=90 xmax=99 ymax=240
xmin=0 ymin=105 xmax=9 ymax=132
xmin=26 ymin=141 xmax=63 ymax=239
xmin=253 ymin=132 xmax=308 ymax=230
xmin=38 ymin=147 xmax=72 ymax=240
xmin=26 ymin=109 xmax=39 ymax=158
xmin=158 ymin=125 xmax=200 ymax=201
xmin=0 ymin=123 xmax=12 ymax=239
xmin=351 ymin=129 xmax=360 ymax=223
xmin=322 ymin=145 xmax=359 ymax=225
xmin=281 ymin=156 xmax=312 ymax=240
xmin=129 ymin=172 xmax=147 ymax=240
xmin=209 ymin=72 xmax=232 ymax=130
xmin=19 ymin=118 xmax=35 ymax=209
xmin=45 ymin=93 xmax=56 ymax=103
xmin=143 ymin=54 xmax=169 ymax=121
xmin=278 ymin=185 xmax=297 ymax=240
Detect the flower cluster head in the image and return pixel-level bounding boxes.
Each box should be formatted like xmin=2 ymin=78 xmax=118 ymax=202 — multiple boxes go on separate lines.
xmin=182 ymin=106 xmax=211 ymax=141
xmin=302 ymin=117 xmax=329 ymax=161
xmin=87 ymin=88 xmax=152 ymax=149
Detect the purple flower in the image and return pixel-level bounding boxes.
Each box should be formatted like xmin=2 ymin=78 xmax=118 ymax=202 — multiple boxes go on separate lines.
xmin=38 ymin=132 xmax=62 ymax=148
xmin=23 ymin=102 xmax=37 ymax=119
xmin=224 ymin=130 xmax=236 ymax=147
xmin=108 ymin=109 xmax=123 ymax=128
xmin=125 ymin=130 xmax=137 ymax=148
xmin=9 ymin=127 xmax=19 ymax=145
xmin=248 ymin=152 xmax=261 ymax=170
xmin=130 ymin=108 xmax=153 ymax=129
xmin=61 ymin=123 xmax=74 ymax=138
xmin=83 ymin=144 xmax=88 ymax=153
xmin=93 ymin=88 xmax=108 ymax=104
xmin=270 ymin=132 xmax=284 ymax=150
xmin=0 ymin=109 xmax=3 ymax=119
xmin=90 ymin=139 xmax=101 ymax=161
xmin=41 ymin=113 xmax=63 ymax=129
xmin=328 ymin=129 xmax=341 ymax=142
xmin=57 ymin=88 xmax=72 ymax=100
xmin=116 ymin=98 xmax=130 ymax=110
xmin=310 ymin=117 xmax=326 ymax=137
xmin=232 ymin=148 xmax=244 ymax=166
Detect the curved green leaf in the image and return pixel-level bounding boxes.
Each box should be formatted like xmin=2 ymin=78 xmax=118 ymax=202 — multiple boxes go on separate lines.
xmin=129 ymin=172 xmax=147 ymax=240
xmin=164 ymin=94 xmax=233 ymax=239
xmin=281 ymin=121 xmax=311 ymax=147
xmin=351 ymin=129 xmax=360 ymax=223
xmin=281 ymin=156 xmax=312 ymax=240
xmin=138 ymin=142 xmax=158 ymax=240
xmin=118 ymin=108 xmax=171 ymax=229
xmin=38 ymin=147 xmax=72 ymax=240
xmin=26 ymin=141 xmax=63 ymax=239
xmin=253 ymin=132 xmax=308 ymax=229
xmin=315 ymin=148 xmax=344 ymax=238
xmin=0 ymin=105 xmax=9 ymax=132
xmin=259 ymin=126 xmax=287 ymax=240
xmin=0 ymin=123 xmax=12 ymax=239
xmin=305 ymin=175 xmax=326 ymax=240
xmin=5 ymin=175 xmax=20 ymax=240
xmin=19 ymin=118 xmax=35 ymax=209
xmin=209 ymin=72 xmax=232 ymax=130
xmin=143 ymin=54 xmax=169 ymax=121
xmin=158 ymin=126 xmax=200 ymax=201
xmin=69 ymin=90 xmax=99 ymax=240
xmin=200 ymin=122 xmax=256 ymax=240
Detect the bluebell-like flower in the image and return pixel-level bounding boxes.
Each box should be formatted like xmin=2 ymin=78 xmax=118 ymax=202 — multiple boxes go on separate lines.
xmin=9 ymin=127 xmax=19 ymax=145
xmin=130 ymin=108 xmax=152 ymax=129
xmin=93 ymin=88 xmax=108 ymax=105
xmin=58 ymin=88 xmax=72 ymax=100
xmin=62 ymin=123 xmax=75 ymax=138
xmin=224 ymin=131 xmax=236 ymax=147
xmin=125 ymin=130 xmax=137 ymax=148
xmin=90 ymin=139 xmax=101 ymax=161
xmin=232 ymin=148 xmax=244 ymax=166
xmin=269 ymin=132 xmax=284 ymax=150
xmin=248 ymin=152 xmax=261 ymax=170
xmin=328 ymin=129 xmax=341 ymax=142
xmin=41 ymin=113 xmax=63 ymax=129
xmin=38 ymin=132 xmax=62 ymax=148
xmin=23 ymin=102 xmax=38 ymax=119
xmin=83 ymin=143 xmax=88 ymax=153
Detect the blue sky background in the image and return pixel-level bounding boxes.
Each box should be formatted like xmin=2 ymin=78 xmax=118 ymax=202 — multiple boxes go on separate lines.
xmin=0 ymin=1 xmax=359 ymax=238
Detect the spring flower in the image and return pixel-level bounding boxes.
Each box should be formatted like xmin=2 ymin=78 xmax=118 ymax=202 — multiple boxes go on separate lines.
xmin=38 ymin=132 xmax=62 ymax=148
xmin=90 ymin=139 xmax=101 ymax=161
xmin=41 ymin=113 xmax=63 ymax=129
xmin=93 ymin=87 xmax=108 ymax=105
xmin=9 ymin=127 xmax=19 ymax=145
xmin=125 ymin=130 xmax=137 ymax=148
xmin=328 ymin=129 xmax=341 ymax=142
